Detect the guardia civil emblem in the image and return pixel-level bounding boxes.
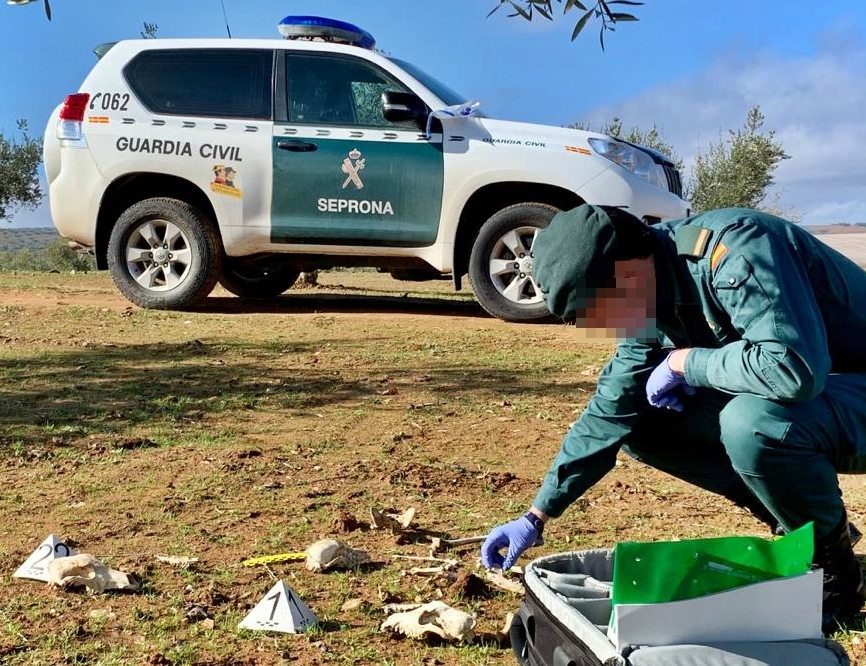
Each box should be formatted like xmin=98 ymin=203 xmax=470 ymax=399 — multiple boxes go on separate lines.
xmin=341 ymin=148 xmax=365 ymax=190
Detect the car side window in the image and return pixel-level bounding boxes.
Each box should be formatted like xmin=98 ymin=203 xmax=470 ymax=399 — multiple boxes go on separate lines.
xmin=286 ymin=53 xmax=415 ymax=128
xmin=124 ymin=48 xmax=273 ymax=119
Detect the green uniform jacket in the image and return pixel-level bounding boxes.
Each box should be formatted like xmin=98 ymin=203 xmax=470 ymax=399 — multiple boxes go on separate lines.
xmin=533 ymin=207 xmax=866 ymax=518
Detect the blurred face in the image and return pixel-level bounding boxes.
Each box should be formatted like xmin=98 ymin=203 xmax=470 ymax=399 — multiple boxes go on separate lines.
xmin=579 ymin=256 xmax=657 ymax=342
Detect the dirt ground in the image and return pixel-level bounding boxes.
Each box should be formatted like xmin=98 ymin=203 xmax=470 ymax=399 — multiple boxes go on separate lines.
xmin=1 ymin=270 xmax=865 ymax=666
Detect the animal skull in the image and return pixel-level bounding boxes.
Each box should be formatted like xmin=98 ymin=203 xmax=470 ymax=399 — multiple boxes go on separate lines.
xmin=46 ymin=554 xmax=139 ymax=594
xmin=305 ymin=538 xmax=370 ymax=572
xmin=380 ymin=600 xmax=476 ymax=642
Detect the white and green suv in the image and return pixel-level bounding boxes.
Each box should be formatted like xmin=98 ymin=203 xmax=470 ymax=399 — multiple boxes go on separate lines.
xmin=43 ymin=15 xmax=689 ymax=322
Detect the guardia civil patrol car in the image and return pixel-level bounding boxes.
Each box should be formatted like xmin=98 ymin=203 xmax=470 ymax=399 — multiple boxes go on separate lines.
xmin=44 ymin=16 xmax=689 ymax=322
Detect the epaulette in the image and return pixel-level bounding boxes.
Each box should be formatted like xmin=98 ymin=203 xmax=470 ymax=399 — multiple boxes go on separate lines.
xmin=674 ymin=226 xmax=713 ymax=259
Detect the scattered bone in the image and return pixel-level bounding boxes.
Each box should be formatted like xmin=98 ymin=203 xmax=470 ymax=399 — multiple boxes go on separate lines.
xmin=155 ymin=555 xmax=199 ymax=568
xmin=429 ymin=535 xmax=487 ymax=554
xmin=499 ymin=612 xmax=515 ymax=644
xmin=483 ymin=568 xmax=525 ymax=595
xmin=380 ymin=600 xmax=476 ymax=642
xmin=305 ymin=539 xmax=370 ymax=572
xmin=407 ymin=566 xmax=455 ymax=575
xmin=370 ymin=507 xmax=415 ymax=533
xmin=47 ymin=554 xmax=139 ymax=594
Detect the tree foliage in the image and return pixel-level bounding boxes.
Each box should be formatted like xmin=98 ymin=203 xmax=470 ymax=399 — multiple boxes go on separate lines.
xmin=489 ymin=0 xmax=643 ymax=49
xmin=687 ymin=106 xmax=789 ymax=213
xmin=0 ymin=239 xmax=95 ymax=273
xmin=0 ymin=120 xmax=42 ymax=223
xmin=576 ymin=107 xmax=792 ymax=218
xmin=141 ymin=22 xmax=159 ymax=39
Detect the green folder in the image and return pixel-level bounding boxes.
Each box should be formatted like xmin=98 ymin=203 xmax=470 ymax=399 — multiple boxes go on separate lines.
xmin=612 ymin=523 xmax=814 ymax=605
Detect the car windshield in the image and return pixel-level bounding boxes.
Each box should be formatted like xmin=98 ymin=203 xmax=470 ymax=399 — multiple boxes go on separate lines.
xmin=388 ymin=57 xmax=472 ymax=108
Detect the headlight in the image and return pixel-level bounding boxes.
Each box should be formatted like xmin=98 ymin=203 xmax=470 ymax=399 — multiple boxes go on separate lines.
xmin=587 ymin=138 xmax=665 ymax=189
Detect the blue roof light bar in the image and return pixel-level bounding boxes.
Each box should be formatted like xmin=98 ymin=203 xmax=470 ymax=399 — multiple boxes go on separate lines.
xmin=277 ymin=15 xmax=376 ymax=50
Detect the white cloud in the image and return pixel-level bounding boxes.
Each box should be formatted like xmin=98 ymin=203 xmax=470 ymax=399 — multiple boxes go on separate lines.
xmin=580 ymin=33 xmax=866 ymax=225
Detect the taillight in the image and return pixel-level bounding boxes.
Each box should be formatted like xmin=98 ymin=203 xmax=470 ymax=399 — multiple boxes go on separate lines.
xmin=59 ymin=93 xmax=90 ymax=121
xmin=57 ymin=93 xmax=90 ymax=141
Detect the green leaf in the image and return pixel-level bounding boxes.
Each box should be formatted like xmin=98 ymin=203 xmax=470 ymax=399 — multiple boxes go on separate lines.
xmin=608 ymin=0 xmax=644 ymax=5
xmin=565 ymin=0 xmax=589 ymax=11
xmin=570 ymin=8 xmax=594 ymax=41
xmin=43 ymin=0 xmax=51 ymax=21
xmin=609 ymin=12 xmax=639 ymax=21
xmin=525 ymin=0 xmax=554 ymax=20
xmin=509 ymin=1 xmax=533 ymax=20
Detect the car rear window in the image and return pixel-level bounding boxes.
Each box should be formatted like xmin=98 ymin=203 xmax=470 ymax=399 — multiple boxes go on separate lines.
xmin=124 ymin=48 xmax=273 ymax=120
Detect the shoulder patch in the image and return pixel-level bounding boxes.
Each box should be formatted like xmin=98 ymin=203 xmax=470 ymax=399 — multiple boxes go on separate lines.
xmin=674 ymin=226 xmax=714 ymax=259
xmin=710 ymin=242 xmax=728 ymax=270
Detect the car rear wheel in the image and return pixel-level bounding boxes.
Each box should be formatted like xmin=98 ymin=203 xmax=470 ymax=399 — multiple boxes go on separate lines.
xmin=468 ymin=203 xmax=561 ymax=322
xmin=218 ymin=258 xmax=300 ymax=298
xmin=107 ymin=198 xmax=223 ymax=309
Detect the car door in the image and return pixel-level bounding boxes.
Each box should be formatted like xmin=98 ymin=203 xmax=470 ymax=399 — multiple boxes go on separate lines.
xmin=271 ymin=51 xmax=444 ymax=247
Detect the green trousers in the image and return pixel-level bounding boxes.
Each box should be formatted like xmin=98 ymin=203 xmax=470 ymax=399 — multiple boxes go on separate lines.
xmin=622 ymin=374 xmax=866 ymax=539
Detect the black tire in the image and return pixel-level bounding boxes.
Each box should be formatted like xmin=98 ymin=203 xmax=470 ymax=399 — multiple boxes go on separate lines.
xmin=218 ymin=258 xmax=300 ymax=298
xmin=107 ymin=198 xmax=223 ymax=309
xmin=468 ymin=202 xmax=561 ymax=322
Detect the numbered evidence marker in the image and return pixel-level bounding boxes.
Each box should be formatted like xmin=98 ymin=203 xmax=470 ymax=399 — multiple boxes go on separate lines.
xmin=13 ymin=534 xmax=76 ymax=582
xmin=239 ymin=580 xmax=318 ymax=634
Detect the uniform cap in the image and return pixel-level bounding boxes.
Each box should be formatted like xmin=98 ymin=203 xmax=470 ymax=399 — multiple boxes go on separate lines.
xmin=533 ymin=204 xmax=651 ymax=318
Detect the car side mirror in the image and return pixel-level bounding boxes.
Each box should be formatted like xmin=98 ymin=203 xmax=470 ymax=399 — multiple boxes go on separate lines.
xmin=382 ymin=91 xmax=428 ymax=124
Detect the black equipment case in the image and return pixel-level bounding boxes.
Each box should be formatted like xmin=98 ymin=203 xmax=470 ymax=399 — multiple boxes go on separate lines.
xmin=511 ymin=548 xmax=850 ymax=666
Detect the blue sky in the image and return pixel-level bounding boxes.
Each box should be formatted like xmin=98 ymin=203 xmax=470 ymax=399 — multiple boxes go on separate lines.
xmin=2 ymin=0 xmax=866 ymax=227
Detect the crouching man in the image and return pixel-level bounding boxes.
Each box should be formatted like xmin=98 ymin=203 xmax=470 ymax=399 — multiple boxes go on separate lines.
xmin=481 ymin=205 xmax=866 ymax=634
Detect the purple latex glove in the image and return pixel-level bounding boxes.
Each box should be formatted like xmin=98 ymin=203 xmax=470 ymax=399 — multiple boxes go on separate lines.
xmin=481 ymin=515 xmax=543 ymax=570
xmin=646 ymin=352 xmax=695 ymax=411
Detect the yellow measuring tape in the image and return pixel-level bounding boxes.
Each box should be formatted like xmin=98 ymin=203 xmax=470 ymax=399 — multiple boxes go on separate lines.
xmin=241 ymin=551 xmax=306 ymax=567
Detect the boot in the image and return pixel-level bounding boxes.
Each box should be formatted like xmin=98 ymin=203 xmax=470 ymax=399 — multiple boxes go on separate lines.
xmin=815 ymin=512 xmax=866 ymax=635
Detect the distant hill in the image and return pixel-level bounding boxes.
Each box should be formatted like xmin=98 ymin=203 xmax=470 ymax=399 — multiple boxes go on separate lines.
xmin=805 ymin=224 xmax=866 ymax=235
xmin=0 ymin=228 xmax=62 ymax=252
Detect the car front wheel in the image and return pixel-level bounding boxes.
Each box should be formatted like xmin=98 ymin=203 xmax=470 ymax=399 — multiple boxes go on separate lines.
xmin=468 ymin=203 xmax=561 ymax=322
xmin=107 ymin=198 xmax=223 ymax=309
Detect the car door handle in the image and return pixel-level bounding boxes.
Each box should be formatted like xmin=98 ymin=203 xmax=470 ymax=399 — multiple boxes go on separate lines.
xmin=277 ymin=139 xmax=317 ymax=152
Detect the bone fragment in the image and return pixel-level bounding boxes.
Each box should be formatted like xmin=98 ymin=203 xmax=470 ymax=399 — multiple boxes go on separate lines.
xmin=484 ymin=569 xmax=525 ymax=595
xmin=380 ymin=600 xmax=476 ymax=642
xmin=429 ymin=535 xmax=487 ymax=553
xmin=370 ymin=507 xmax=416 ymax=533
xmin=155 ymin=555 xmax=199 ymax=568
xmin=305 ymin=539 xmax=370 ymax=572
xmin=47 ymin=554 xmax=139 ymax=594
